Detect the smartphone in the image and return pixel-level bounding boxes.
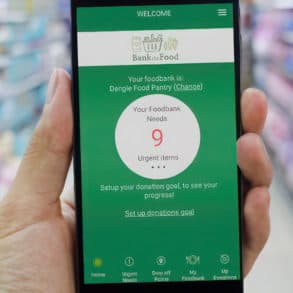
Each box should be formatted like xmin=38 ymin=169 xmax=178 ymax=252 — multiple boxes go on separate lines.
xmin=71 ymin=0 xmax=242 ymax=292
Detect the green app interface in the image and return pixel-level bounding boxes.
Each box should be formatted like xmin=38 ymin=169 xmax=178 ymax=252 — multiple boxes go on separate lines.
xmin=77 ymin=3 xmax=240 ymax=284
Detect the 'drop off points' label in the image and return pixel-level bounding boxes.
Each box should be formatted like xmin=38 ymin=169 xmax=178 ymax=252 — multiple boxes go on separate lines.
xmin=115 ymin=94 xmax=200 ymax=179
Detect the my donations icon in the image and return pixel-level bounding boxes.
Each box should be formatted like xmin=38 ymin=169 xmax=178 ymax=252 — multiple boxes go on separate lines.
xmin=115 ymin=94 xmax=201 ymax=179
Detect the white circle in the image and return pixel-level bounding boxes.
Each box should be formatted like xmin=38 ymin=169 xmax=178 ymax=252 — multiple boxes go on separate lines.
xmin=115 ymin=94 xmax=200 ymax=180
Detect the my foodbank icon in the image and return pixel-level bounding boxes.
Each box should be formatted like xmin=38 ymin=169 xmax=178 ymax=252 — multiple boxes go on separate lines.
xmin=186 ymin=255 xmax=200 ymax=265
xmin=132 ymin=34 xmax=179 ymax=62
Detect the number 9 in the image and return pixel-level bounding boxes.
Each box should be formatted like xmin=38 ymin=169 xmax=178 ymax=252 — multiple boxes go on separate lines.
xmin=152 ymin=129 xmax=163 ymax=147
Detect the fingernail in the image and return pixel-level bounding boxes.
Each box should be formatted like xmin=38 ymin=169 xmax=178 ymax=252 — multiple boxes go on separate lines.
xmin=46 ymin=69 xmax=59 ymax=104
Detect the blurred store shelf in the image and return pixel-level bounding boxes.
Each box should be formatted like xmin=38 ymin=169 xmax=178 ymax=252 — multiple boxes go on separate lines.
xmin=252 ymin=2 xmax=293 ymax=194
xmin=0 ymin=0 xmax=71 ymax=197
xmin=245 ymin=164 xmax=293 ymax=293
xmin=0 ymin=71 xmax=50 ymax=99
xmin=247 ymin=1 xmax=293 ymax=292
xmin=255 ymin=0 xmax=293 ymax=9
xmin=0 ymin=11 xmax=29 ymax=24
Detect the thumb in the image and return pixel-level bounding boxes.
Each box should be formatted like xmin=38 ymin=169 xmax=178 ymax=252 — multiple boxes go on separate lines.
xmin=8 ymin=69 xmax=73 ymax=208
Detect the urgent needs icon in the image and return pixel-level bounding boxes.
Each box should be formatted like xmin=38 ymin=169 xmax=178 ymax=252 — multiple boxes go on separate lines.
xmin=132 ymin=33 xmax=179 ymax=62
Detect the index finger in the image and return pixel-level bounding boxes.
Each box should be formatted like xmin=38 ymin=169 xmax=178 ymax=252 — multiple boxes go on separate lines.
xmin=241 ymin=88 xmax=268 ymax=134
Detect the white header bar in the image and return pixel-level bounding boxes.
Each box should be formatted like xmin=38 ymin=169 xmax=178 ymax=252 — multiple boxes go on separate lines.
xmin=78 ymin=29 xmax=234 ymax=67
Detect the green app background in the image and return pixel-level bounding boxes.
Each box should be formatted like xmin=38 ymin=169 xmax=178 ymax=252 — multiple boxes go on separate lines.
xmin=77 ymin=4 xmax=241 ymax=284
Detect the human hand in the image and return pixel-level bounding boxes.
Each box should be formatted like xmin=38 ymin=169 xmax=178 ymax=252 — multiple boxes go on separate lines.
xmin=0 ymin=69 xmax=75 ymax=292
xmin=238 ymin=88 xmax=273 ymax=276
xmin=0 ymin=69 xmax=272 ymax=292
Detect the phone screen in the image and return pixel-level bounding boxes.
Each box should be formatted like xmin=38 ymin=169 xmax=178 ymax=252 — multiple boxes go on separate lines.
xmin=73 ymin=0 xmax=241 ymax=288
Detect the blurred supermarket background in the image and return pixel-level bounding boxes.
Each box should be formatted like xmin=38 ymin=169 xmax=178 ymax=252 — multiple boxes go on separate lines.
xmin=0 ymin=0 xmax=293 ymax=292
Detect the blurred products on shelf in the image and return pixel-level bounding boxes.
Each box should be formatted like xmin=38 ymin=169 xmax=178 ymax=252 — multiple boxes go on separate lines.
xmin=252 ymin=1 xmax=293 ymax=192
xmin=0 ymin=0 xmax=71 ymax=198
xmin=240 ymin=0 xmax=254 ymax=89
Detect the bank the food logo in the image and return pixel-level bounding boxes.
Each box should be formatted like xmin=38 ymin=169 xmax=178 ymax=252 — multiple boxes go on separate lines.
xmin=132 ymin=33 xmax=179 ymax=62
